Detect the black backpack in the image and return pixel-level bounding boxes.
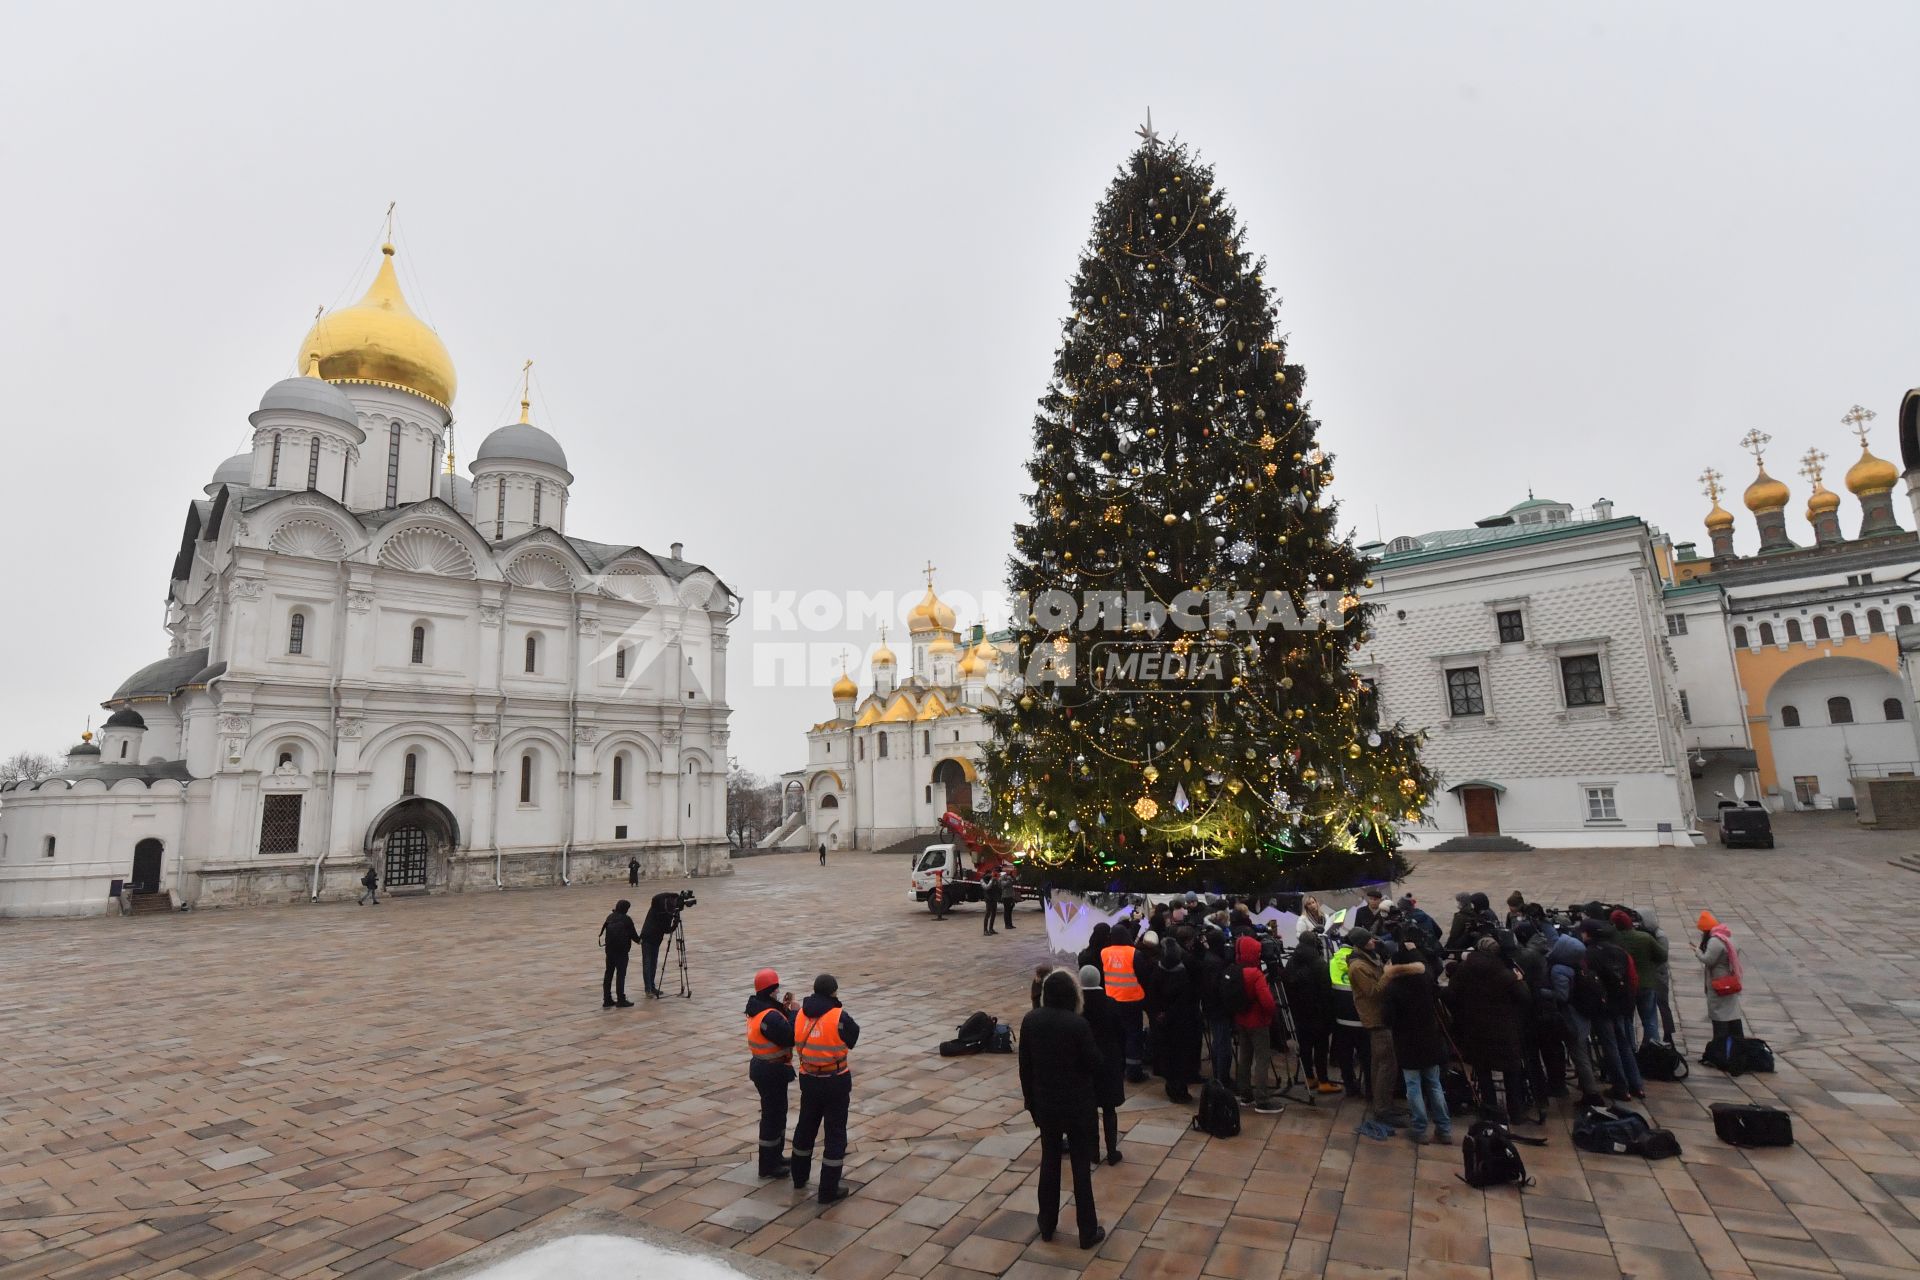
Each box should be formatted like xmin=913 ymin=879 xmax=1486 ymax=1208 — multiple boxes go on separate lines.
xmin=1458 ymin=1120 xmax=1532 ymax=1188
xmin=989 ymin=1023 xmax=1015 ymax=1054
xmin=1572 ymin=1104 xmax=1682 ymax=1159
xmin=1588 ymin=944 xmax=1636 ymax=1014
xmin=1569 ymin=965 xmax=1609 ymax=1019
xmin=1192 ymin=1078 xmax=1240 ymax=1138
xmin=939 ymin=1011 xmax=998 ymax=1057
xmin=1215 ymin=966 xmax=1249 ymax=1017
xmin=1702 ymin=1032 xmax=1775 ymax=1076
xmin=1635 ymin=1038 xmax=1689 ymax=1082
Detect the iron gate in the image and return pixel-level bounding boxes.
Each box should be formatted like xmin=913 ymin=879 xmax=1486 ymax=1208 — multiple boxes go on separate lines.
xmin=384 ymin=826 xmax=429 ymax=887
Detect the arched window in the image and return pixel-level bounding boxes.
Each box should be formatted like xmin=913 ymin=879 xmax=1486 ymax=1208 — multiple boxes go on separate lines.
xmin=120 ymin=741 xmax=129 ymax=759
xmin=1780 ymin=705 xmax=1800 ymax=727
xmin=1841 ymin=613 xmax=1858 ymax=637
xmin=857 ymin=739 xmax=865 ymax=761
xmin=411 ymin=624 xmax=427 ymax=665
xmin=878 ymin=733 xmax=890 ymax=758
xmin=1786 ymin=619 xmax=1802 ymax=643
xmin=1733 ymin=625 xmax=1749 ymax=648
xmin=923 ymin=730 xmax=932 ymax=754
xmin=525 ymin=634 xmax=539 ymax=673
xmin=403 ymin=751 xmax=418 ymax=795
xmin=44 ymin=835 xmax=56 ymax=858
xmin=1899 ymin=605 xmax=1915 ymax=626
xmin=1867 ymin=609 xmax=1885 ymax=634
xmin=1758 ymin=622 xmax=1775 ymax=646
xmin=288 ymin=611 xmax=306 ymax=655
xmin=612 ymin=754 xmax=626 ymax=802
xmin=278 ymin=750 xmax=294 ymax=768
xmin=520 ymin=752 xmax=535 ymax=804
xmin=1828 ymin=696 xmax=1854 ymax=725
xmin=1887 ymin=698 xmax=1907 ymax=722
xmin=819 ymin=794 xmax=839 ymax=809
xmin=615 ymin=646 xmax=627 ymax=680
xmin=1813 ymin=615 xmax=1830 ymax=640
xmin=925 ymin=784 xmax=933 ymax=803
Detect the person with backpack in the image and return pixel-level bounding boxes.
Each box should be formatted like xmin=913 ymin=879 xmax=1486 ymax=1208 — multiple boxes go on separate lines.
xmin=1445 ymin=937 xmax=1539 ymax=1124
xmin=1018 ymin=970 xmax=1106 ymax=1250
xmin=1194 ymin=927 xmax=1235 ymax=1090
xmin=1078 ymin=965 xmax=1127 ymax=1165
xmin=1546 ymin=932 xmax=1608 ymax=1107
xmin=358 ymin=866 xmax=379 ymax=905
xmin=1513 ymin=922 xmax=1567 ymax=1103
xmin=1230 ymin=935 xmax=1282 ymax=1112
xmin=1383 ymin=948 xmax=1451 ymax=1144
xmin=1579 ymin=920 xmax=1646 ymax=1100
xmin=1696 ymin=910 xmax=1744 ymax=1043
xmin=1608 ymin=910 xmax=1668 ymax=1048
xmin=598 ymin=899 xmax=641 ymax=1008
xmin=744 ymin=968 xmax=797 ymax=1179
xmin=1397 ymin=894 xmax=1441 ymax=954
xmin=1284 ymin=933 xmax=1341 ymax=1095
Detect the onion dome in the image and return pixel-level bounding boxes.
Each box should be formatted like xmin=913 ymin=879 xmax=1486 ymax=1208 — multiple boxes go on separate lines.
xmin=907 ymin=581 xmax=956 ymax=633
xmin=959 ymin=636 xmax=995 ymax=678
xmin=208 ymin=453 xmax=253 ymax=493
xmin=254 ymin=356 xmax=361 ymax=429
xmin=475 ymin=422 xmax=568 ymax=471
xmin=1845 ymin=444 xmax=1899 ymax=495
xmin=872 ymin=638 xmax=896 ymax=667
xmin=104 ymin=707 xmax=146 ymax=729
xmin=831 ymin=670 xmax=858 ymax=701
xmin=69 ymin=732 xmax=100 ymax=758
xmin=1743 ymin=467 xmax=1789 ymax=512
xmin=298 ymin=243 xmax=457 ymax=409
xmin=929 ymin=633 xmax=957 ymax=656
xmin=1806 ymin=481 xmax=1841 ymax=519
xmin=1704 ymin=498 xmax=1735 ymax=532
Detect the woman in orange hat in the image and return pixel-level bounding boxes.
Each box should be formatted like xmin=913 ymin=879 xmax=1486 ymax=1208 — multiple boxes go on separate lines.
xmin=1695 ymin=910 xmax=1744 ymax=1044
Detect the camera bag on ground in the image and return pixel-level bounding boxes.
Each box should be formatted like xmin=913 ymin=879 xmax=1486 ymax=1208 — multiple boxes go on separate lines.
xmin=939 ymin=1011 xmax=998 ymax=1057
xmin=1458 ymin=1120 xmax=1533 ymax=1189
xmin=1710 ymin=1102 xmax=1794 ymax=1147
xmin=1192 ymin=1078 xmax=1240 ymax=1138
xmin=1636 ymin=1038 xmax=1689 ymax=1082
xmin=1442 ymin=1066 xmax=1475 ymax=1112
xmin=989 ymin=1022 xmax=1015 ymax=1054
xmin=1572 ymin=1104 xmax=1681 ymax=1159
xmin=1701 ymin=1032 xmax=1775 ymax=1076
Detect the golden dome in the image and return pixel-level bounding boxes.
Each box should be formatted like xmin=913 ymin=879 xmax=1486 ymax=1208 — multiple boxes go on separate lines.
xmin=872 ymin=640 xmax=897 ymax=667
xmin=1704 ymin=500 xmax=1735 ymax=532
xmin=907 ymin=582 xmax=956 ymax=634
xmin=1845 ymin=445 xmax=1898 ymax=495
xmin=928 ymin=633 xmax=957 ymax=655
xmin=1806 ymin=483 xmax=1841 ymax=518
xmin=298 ymin=244 xmax=457 ymax=410
xmin=1742 ymin=467 xmax=1789 ymax=512
xmin=831 ymin=670 xmax=858 ymax=701
xmin=959 ymin=635 xmax=996 ymax=678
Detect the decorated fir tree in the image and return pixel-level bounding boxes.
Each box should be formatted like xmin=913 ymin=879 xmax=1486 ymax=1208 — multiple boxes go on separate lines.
xmin=983 ymin=125 xmax=1435 ymax=891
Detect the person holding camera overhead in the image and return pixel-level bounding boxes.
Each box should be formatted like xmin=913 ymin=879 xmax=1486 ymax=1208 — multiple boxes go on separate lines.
xmin=639 ymin=891 xmax=680 ymax=999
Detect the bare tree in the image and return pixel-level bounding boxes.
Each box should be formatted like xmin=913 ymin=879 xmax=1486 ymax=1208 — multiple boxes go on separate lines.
xmin=726 ymin=759 xmax=783 ymax=849
xmin=0 ymin=751 xmax=59 ymax=787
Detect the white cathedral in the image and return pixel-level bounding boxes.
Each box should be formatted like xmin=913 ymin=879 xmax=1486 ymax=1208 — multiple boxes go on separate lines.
xmin=0 ymin=239 xmax=735 ymax=916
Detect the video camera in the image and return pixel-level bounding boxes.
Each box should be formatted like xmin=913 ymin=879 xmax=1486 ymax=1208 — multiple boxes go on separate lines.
xmin=673 ymin=889 xmax=698 ymax=910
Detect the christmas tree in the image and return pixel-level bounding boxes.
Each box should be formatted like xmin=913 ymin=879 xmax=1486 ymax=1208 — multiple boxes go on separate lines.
xmin=983 ymin=124 xmax=1435 ymax=892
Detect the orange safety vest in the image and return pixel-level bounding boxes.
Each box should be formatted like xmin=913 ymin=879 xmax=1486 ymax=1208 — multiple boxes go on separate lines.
xmin=793 ymin=1007 xmax=851 ymax=1076
xmin=746 ymin=1008 xmax=790 ymax=1064
xmin=1102 ymin=944 xmax=1145 ymax=1002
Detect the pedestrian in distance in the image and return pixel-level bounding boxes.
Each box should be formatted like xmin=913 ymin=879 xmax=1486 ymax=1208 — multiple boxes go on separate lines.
xmin=599 ymin=900 xmax=641 ymax=1008
xmin=1019 ymin=969 xmax=1106 ymax=1249
xmin=818 ymin=842 xmax=827 ymax=867
xmin=357 ymin=866 xmax=380 ymax=905
xmin=790 ymin=974 xmax=859 ymax=1204
xmin=999 ymin=867 xmax=1017 ymax=930
xmin=982 ymin=872 xmax=1002 ymax=936
xmin=744 ymin=968 xmax=797 ymax=1179
xmin=627 ymin=856 xmax=640 ymax=886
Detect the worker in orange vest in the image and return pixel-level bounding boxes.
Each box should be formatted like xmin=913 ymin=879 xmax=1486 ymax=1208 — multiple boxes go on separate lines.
xmin=1101 ymin=920 xmax=1149 ymax=1082
xmin=790 ymin=973 xmax=861 ymax=1204
xmin=745 ymin=968 xmax=797 ymax=1179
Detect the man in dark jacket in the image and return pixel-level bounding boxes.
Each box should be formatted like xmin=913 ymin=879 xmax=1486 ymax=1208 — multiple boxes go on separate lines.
xmin=358 ymin=866 xmax=380 ymax=905
xmin=599 ymin=900 xmax=640 ymax=1008
xmin=1284 ymin=934 xmax=1339 ymax=1094
xmin=999 ymin=868 xmax=1018 ymax=930
xmin=639 ymin=892 xmax=680 ymax=999
xmin=1019 ymin=970 xmax=1107 ymax=1249
xmin=791 ymin=974 xmax=860 ymax=1204
xmin=744 ymin=969 xmax=796 ymax=1178
xmin=1151 ymin=941 xmax=1201 ymax=1103
xmin=1078 ymin=965 xmax=1127 ymax=1165
xmin=627 ymin=856 xmax=640 ymax=886
xmin=1383 ymin=955 xmax=1451 ymax=1143
xmin=1513 ymin=923 xmax=1566 ymax=1103
xmin=1445 ymin=938 xmax=1537 ymax=1123
xmin=1193 ymin=929 xmax=1234 ymax=1089
xmin=982 ymin=873 xmax=1002 ymax=936
xmin=1609 ymin=910 xmax=1668 ymax=1048
xmin=1546 ymin=933 xmax=1607 ymax=1107
xmin=1580 ymin=921 xmax=1645 ymax=1099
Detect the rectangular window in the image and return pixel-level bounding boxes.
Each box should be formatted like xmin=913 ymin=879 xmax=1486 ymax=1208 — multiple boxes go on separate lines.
xmin=268 ymin=433 xmax=282 ymax=487
xmin=1584 ymin=786 xmax=1618 ymax=822
xmin=259 ymin=795 xmax=302 ymax=853
xmin=385 ymin=425 xmax=402 ymax=507
xmin=1665 ymin=614 xmax=1688 ymax=636
xmin=307 ymin=439 xmax=321 ymax=490
xmin=879 ymin=733 xmax=890 ymax=758
xmin=614 ymin=824 xmax=628 ymax=840
xmin=1793 ymin=775 xmax=1820 ymax=806
xmin=615 ymin=646 xmax=627 ymax=679
xmin=1561 ymin=654 xmax=1606 ymax=707
xmin=495 ymin=480 xmax=506 ymax=540
xmin=44 ymin=835 xmax=56 ymax=858
xmin=1679 ymin=690 xmax=1692 ymax=724
xmin=1495 ymin=610 xmax=1525 ymax=643
xmin=1445 ymin=666 xmax=1484 ymax=717
xmin=533 ymin=482 xmax=543 ymax=527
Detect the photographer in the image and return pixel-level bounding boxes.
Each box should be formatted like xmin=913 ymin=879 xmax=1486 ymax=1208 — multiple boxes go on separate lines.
xmin=640 ymin=891 xmax=683 ymax=1000
xmin=598 ymin=900 xmax=640 ymax=1008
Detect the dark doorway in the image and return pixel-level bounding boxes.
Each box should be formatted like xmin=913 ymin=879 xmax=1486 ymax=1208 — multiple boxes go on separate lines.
xmin=384 ymin=827 xmax=429 ymax=887
xmin=366 ymin=795 xmax=460 ymax=892
xmin=1461 ymin=787 xmax=1500 ymax=836
xmin=131 ymin=838 xmax=163 ymax=893
xmin=931 ymin=760 xmax=971 ymax=812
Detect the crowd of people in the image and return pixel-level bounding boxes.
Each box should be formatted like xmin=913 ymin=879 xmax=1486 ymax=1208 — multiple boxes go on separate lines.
xmin=1012 ymin=885 xmax=1750 ymax=1244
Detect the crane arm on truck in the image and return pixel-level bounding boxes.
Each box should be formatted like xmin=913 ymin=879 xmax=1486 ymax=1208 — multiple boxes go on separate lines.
xmin=936 ymin=811 xmax=1017 ymax=878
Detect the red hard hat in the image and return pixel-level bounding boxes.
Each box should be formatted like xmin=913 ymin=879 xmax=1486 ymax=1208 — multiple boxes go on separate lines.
xmin=753 ymin=968 xmax=780 ymax=993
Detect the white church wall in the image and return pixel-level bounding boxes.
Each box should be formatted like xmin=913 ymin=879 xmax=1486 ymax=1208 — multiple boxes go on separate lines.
xmin=0 ymin=783 xmax=189 ymax=916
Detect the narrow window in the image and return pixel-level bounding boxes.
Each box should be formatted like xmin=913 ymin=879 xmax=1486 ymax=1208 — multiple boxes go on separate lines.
xmin=613 ymin=754 xmax=625 ymax=802
xmin=495 ymin=479 xmax=506 ymax=540
xmin=858 ymin=739 xmax=865 ymax=760
xmin=385 ymin=424 xmax=401 ymax=507
xmin=879 ymin=733 xmax=890 ymax=758
xmin=525 ymin=634 xmax=539 ymax=673
xmin=1664 ymin=614 xmax=1688 ymax=637
xmin=1733 ymin=625 xmax=1750 ymax=647
xmin=307 ymin=438 xmax=321 ymax=490
xmin=1812 ymin=615 xmax=1830 ymax=640
xmin=1679 ymin=690 xmax=1691 ymax=724
xmin=258 ymin=795 xmax=302 ymax=853
xmin=288 ymin=611 xmax=306 ymax=655
xmin=1561 ymin=654 xmax=1606 ymax=707
xmin=1758 ymin=622 xmax=1775 ymax=646
xmin=1445 ymin=666 xmax=1485 ymax=717
xmin=1885 ymin=698 xmax=1906 ymax=722
xmin=1868 ymin=609 xmax=1885 ymax=634
xmin=923 ymin=730 xmax=931 ymax=754
xmin=1786 ymin=619 xmax=1802 ymax=643
xmin=120 ymin=742 xmax=129 ymax=759
xmin=268 ymin=433 xmax=282 ymax=487
xmin=1841 ymin=613 xmax=1858 ymax=637
xmin=1899 ymin=605 xmax=1914 ymax=627
xmin=533 ymin=482 xmax=543 ymax=527
xmin=403 ymin=751 xmax=418 ymax=795
xmin=1781 ymin=705 xmax=1800 ymax=727
xmin=411 ymin=625 xmax=426 ymax=665
xmin=1828 ymin=696 xmax=1854 ymax=725
xmin=1584 ymin=787 xmax=1618 ymax=821
xmin=1496 ymin=610 xmax=1525 ymax=643
xmin=520 ymin=753 xmax=534 ymax=804
xmin=925 ymin=784 xmax=933 ymax=803
xmin=341 ymin=452 xmax=350 ymax=494
xmin=615 ymin=646 xmax=627 ymax=679
xmin=44 ymin=835 xmax=56 ymax=858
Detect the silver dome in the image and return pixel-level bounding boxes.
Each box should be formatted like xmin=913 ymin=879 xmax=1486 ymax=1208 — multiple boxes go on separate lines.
xmin=438 ymin=472 xmax=476 ymax=517
xmin=207 ymin=453 xmax=253 ymax=493
xmin=475 ymin=422 xmax=569 ymax=472
xmin=255 ymin=376 xmax=361 ymax=430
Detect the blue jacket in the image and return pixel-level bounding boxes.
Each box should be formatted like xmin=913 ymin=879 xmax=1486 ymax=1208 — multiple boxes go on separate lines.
xmin=1547 ymin=934 xmax=1586 ymax=1006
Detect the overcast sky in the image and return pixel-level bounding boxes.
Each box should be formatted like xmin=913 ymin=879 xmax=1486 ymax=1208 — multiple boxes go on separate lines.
xmin=3 ymin=2 xmax=1916 ymax=777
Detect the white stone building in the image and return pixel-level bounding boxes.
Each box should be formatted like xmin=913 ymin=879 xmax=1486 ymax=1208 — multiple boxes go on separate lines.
xmin=1357 ymin=496 xmax=1699 ymax=849
xmin=0 ymin=240 xmax=735 ymax=917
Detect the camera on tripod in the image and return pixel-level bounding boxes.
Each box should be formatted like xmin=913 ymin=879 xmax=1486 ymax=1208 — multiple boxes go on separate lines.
xmin=671 ymin=889 xmax=697 ymax=912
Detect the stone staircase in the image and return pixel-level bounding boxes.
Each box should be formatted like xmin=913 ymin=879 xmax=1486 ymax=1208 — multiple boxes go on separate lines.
xmin=128 ymin=891 xmax=173 ymax=916
xmin=1428 ymin=835 xmax=1537 ymax=854
xmin=867 ymin=830 xmax=941 ymax=860
xmin=1890 ymin=853 xmax=1920 ymax=876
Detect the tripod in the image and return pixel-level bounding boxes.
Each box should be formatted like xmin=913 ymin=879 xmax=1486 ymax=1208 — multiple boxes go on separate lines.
xmin=655 ymin=912 xmax=692 ymax=998
xmin=1266 ymin=968 xmax=1314 ymax=1106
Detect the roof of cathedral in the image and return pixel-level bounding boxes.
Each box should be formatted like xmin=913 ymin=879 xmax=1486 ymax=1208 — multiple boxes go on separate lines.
xmin=3 ymin=758 xmax=195 ymax=794
xmin=475 ymin=421 xmax=569 ymax=472
xmin=209 ymin=454 xmax=253 ymax=490
xmin=298 ymin=243 xmax=457 ymax=409
xmin=104 ymin=707 xmax=146 ymax=729
xmin=255 ymin=371 xmax=361 ymax=431
xmin=110 ymin=649 xmax=210 ymax=702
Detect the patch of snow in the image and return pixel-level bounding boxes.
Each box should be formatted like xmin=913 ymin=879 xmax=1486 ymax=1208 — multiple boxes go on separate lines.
xmin=460 ymin=1234 xmax=761 ymax=1280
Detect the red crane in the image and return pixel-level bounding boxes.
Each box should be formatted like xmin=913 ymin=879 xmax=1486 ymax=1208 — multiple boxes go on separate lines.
xmin=937 ymin=811 xmax=1019 ymax=879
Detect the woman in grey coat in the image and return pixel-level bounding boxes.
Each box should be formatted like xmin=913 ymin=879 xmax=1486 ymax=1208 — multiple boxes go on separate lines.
xmin=1695 ymin=909 xmax=1744 ymax=1041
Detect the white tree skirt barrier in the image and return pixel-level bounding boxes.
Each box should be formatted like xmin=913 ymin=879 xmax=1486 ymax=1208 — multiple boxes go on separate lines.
xmin=460 ymin=1234 xmax=760 ymax=1280
xmin=1041 ymin=890 xmax=1322 ymax=955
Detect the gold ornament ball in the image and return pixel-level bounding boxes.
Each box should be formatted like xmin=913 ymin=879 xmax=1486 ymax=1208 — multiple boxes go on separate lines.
xmin=1302 ymin=767 xmax=1318 ymax=783
xmin=1213 ymin=297 xmax=1228 ymax=309
xmin=1134 ymin=796 xmax=1160 ymax=820
xmin=1347 ymin=743 xmax=1363 ymax=759
xmin=1163 ymin=513 xmax=1179 ymax=526
xmin=1105 ymin=352 xmax=1124 ymax=369
xmin=1019 ymin=695 xmax=1034 ymax=710
xmin=1398 ymin=777 xmax=1418 ymax=795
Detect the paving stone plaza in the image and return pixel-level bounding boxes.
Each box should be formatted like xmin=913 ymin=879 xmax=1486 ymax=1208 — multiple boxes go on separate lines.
xmin=2 ymin=813 xmax=1918 ymax=1280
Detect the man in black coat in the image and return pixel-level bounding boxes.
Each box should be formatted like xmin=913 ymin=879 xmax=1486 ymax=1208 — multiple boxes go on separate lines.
xmin=982 ymin=873 xmax=1002 ymax=936
xmin=598 ymin=900 xmax=640 ymax=1008
xmin=627 ymin=857 xmax=640 ymax=886
xmin=1445 ymin=938 xmax=1538 ymax=1123
xmin=1018 ymin=970 xmax=1108 ymax=1250
xmin=639 ymin=891 xmax=679 ymax=998
xmin=999 ymin=868 xmax=1017 ymax=930
xmin=1078 ymin=965 xmax=1127 ymax=1165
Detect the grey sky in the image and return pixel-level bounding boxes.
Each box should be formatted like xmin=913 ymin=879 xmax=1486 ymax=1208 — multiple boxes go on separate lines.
xmin=3 ymin=2 xmax=1916 ymax=777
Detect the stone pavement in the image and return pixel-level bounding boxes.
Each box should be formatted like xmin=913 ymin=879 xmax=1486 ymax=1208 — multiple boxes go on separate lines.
xmin=1 ymin=813 xmax=1918 ymax=1279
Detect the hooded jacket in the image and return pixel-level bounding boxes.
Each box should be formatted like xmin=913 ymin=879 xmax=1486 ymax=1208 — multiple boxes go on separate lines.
xmin=797 ymin=993 xmax=860 ymax=1060
xmin=1610 ymin=919 xmax=1667 ymax=990
xmin=1283 ymin=936 xmax=1336 ymax=1030
xmin=1078 ymin=983 xmax=1127 ymax=1108
xmin=1233 ymin=935 xmax=1277 ymax=1029
xmin=1546 ymin=934 xmax=1587 ymax=1008
xmin=1019 ymin=974 xmax=1103 ymax=1116
xmin=1383 ymin=964 xmax=1448 ymax=1071
xmin=1445 ymin=948 xmax=1530 ymax=1065
xmin=1635 ymin=908 xmax=1673 ymax=992
xmin=1348 ymin=944 xmax=1422 ymax=1030
xmin=1077 ymin=922 xmax=1113 ymax=973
